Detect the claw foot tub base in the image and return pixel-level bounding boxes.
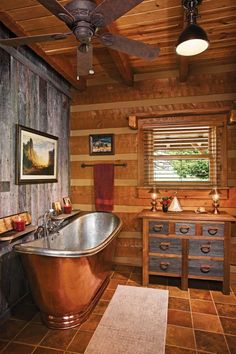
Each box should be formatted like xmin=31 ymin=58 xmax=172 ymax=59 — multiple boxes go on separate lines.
xmin=15 ymin=212 xmax=122 ymax=330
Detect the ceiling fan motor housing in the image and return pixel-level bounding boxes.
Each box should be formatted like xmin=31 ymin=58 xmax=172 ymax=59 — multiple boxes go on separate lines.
xmin=65 ymin=0 xmax=97 ymax=43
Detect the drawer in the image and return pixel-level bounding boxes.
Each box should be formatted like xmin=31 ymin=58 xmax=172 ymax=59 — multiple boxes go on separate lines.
xmin=188 ymin=259 xmax=223 ymax=278
xmin=202 ymin=223 xmax=224 ymax=237
xmin=189 ymin=239 xmax=224 ymax=257
xmin=149 ymin=237 xmax=181 ymax=254
xmin=175 ymin=222 xmax=195 ymax=236
xmin=149 ymin=221 xmax=169 ymax=234
xmin=149 ymin=256 xmax=181 ymax=275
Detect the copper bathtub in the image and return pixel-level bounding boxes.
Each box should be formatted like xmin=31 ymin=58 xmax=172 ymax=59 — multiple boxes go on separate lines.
xmin=14 ymin=212 xmax=122 ymax=329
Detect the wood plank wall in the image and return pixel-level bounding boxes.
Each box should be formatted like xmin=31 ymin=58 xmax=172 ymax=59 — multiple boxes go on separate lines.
xmin=70 ymin=66 xmax=236 ymax=269
xmin=0 ymin=23 xmax=71 ymax=224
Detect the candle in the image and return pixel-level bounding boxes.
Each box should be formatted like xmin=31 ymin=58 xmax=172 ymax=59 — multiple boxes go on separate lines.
xmin=63 ymin=204 xmax=72 ymax=214
xmin=13 ymin=216 xmax=26 ymax=232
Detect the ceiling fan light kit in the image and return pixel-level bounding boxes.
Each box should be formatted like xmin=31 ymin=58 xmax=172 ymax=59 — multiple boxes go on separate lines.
xmin=176 ymin=0 xmax=209 ymax=56
xmin=0 ymin=0 xmax=160 ymax=78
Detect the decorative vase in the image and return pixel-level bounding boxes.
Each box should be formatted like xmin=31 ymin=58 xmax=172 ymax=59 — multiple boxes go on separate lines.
xmin=162 ymin=204 xmax=168 ymax=212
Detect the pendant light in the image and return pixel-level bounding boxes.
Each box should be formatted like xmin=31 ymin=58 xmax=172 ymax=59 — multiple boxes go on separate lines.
xmin=176 ymin=0 xmax=209 ymax=56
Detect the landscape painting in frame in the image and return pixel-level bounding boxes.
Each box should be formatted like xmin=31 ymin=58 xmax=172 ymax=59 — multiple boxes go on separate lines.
xmin=16 ymin=125 xmax=58 ymax=184
xmin=89 ymin=134 xmax=114 ymax=155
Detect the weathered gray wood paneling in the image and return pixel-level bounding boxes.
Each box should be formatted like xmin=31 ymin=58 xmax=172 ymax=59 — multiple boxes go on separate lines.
xmin=0 ymin=23 xmax=71 ymax=223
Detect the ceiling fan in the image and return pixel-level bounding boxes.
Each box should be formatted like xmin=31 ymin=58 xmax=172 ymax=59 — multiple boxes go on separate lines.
xmin=0 ymin=0 xmax=160 ymax=78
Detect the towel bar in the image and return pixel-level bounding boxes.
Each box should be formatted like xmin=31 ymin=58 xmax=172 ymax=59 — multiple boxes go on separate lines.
xmin=81 ymin=163 xmax=127 ymax=168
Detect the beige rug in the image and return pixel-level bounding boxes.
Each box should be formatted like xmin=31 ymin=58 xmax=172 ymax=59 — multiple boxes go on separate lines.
xmin=85 ymin=285 xmax=169 ymax=354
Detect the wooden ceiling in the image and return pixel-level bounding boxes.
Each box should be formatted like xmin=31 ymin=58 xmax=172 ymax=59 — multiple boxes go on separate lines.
xmin=0 ymin=0 xmax=236 ymax=90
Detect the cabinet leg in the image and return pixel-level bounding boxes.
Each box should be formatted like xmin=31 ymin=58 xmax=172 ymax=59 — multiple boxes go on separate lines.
xmin=181 ymin=277 xmax=188 ymax=291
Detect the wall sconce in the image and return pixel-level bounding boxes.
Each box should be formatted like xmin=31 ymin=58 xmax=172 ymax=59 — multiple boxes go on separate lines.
xmin=209 ymin=187 xmax=221 ymax=214
xmin=149 ymin=186 xmax=159 ymax=212
xmin=176 ymin=0 xmax=209 ymax=56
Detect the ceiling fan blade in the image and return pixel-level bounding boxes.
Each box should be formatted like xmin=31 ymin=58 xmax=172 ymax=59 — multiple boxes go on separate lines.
xmin=91 ymin=0 xmax=144 ymax=27
xmin=77 ymin=44 xmax=93 ymax=78
xmin=37 ymin=0 xmax=75 ymax=26
xmin=100 ymin=33 xmax=160 ymax=60
xmin=0 ymin=33 xmax=71 ymax=47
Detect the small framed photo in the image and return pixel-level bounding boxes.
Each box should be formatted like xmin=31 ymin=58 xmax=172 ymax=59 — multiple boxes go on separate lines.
xmin=16 ymin=125 xmax=58 ymax=184
xmin=52 ymin=201 xmax=62 ymax=214
xmin=89 ymin=134 xmax=114 ymax=155
xmin=63 ymin=197 xmax=71 ymax=205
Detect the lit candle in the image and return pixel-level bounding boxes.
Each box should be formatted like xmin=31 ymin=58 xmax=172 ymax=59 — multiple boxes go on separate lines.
xmin=63 ymin=203 xmax=72 ymax=214
xmin=13 ymin=216 xmax=26 ymax=232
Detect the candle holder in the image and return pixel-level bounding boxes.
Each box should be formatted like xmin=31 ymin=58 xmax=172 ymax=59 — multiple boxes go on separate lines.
xmin=63 ymin=204 xmax=72 ymax=214
xmin=13 ymin=216 xmax=26 ymax=232
xmin=149 ymin=186 xmax=159 ymax=212
xmin=209 ymin=187 xmax=221 ymax=214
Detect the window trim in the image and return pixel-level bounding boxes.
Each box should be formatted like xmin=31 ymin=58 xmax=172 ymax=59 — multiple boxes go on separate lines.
xmin=138 ymin=114 xmax=228 ymax=189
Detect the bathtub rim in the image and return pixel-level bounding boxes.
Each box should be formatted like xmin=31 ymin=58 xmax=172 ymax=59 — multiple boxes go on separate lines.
xmin=14 ymin=211 xmax=122 ymax=258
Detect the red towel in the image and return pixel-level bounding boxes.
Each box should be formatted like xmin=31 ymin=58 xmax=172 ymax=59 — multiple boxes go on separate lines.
xmin=94 ymin=164 xmax=114 ymax=211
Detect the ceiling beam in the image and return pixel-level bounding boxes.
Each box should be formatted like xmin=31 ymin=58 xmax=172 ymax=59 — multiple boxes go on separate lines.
xmin=94 ymin=0 xmax=133 ymax=86
xmin=0 ymin=10 xmax=86 ymax=90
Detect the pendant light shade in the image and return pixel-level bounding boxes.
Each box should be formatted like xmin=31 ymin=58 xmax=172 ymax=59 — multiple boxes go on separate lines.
xmin=176 ymin=23 xmax=209 ymax=56
xmin=176 ymin=0 xmax=209 ymax=56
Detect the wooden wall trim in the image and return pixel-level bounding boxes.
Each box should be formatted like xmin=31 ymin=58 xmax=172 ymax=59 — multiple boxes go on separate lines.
xmin=71 ymin=93 xmax=236 ymax=112
xmin=70 ymin=153 xmax=137 ymax=161
xmin=0 ymin=44 xmax=71 ymax=98
xmin=70 ymin=127 xmax=137 ymax=136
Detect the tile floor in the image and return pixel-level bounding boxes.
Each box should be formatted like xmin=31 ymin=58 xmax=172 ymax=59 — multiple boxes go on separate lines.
xmin=0 ymin=265 xmax=236 ymax=354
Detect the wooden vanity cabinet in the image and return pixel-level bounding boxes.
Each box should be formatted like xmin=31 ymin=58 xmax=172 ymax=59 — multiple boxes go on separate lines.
xmin=139 ymin=210 xmax=235 ymax=294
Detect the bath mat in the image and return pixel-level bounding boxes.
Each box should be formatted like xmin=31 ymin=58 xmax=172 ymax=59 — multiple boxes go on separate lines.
xmin=85 ymin=285 xmax=168 ymax=354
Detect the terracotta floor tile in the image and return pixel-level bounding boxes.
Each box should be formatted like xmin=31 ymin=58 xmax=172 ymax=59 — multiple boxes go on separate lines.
xmin=93 ymin=300 xmax=109 ymax=315
xmin=211 ymin=292 xmax=236 ymax=305
xmin=195 ymin=330 xmax=229 ymax=353
xmin=189 ymin=289 xmax=212 ymax=301
xmin=215 ymin=303 xmax=236 ymax=317
xmin=129 ymin=272 xmax=142 ymax=283
xmin=67 ymin=330 xmax=93 ymax=353
xmin=148 ymin=283 xmax=168 ymax=289
xmin=168 ymin=297 xmax=191 ymax=311
xmin=0 ymin=340 xmax=8 ymax=351
xmin=220 ymin=316 xmax=236 ymax=335
xmin=14 ymin=322 xmax=49 ymax=345
xmin=168 ymin=286 xmax=189 ymax=299
xmin=1 ymin=342 xmax=35 ymax=354
xmin=192 ymin=313 xmax=223 ymax=333
xmin=107 ymin=278 xmax=127 ymax=289
xmin=225 ymin=334 xmax=236 ymax=354
xmin=111 ymin=271 xmax=131 ymax=281
xmin=79 ymin=314 xmax=102 ymax=332
xmin=40 ymin=328 xmax=77 ymax=350
xmin=165 ymin=345 xmax=197 ymax=354
xmin=166 ymin=325 xmax=195 ymax=349
xmin=101 ymin=288 xmax=115 ymax=301
xmin=191 ymin=299 xmax=217 ymax=315
xmin=34 ymin=347 xmax=64 ymax=354
xmin=10 ymin=303 xmax=38 ymax=322
xmin=126 ymin=280 xmax=142 ymax=287
xmin=0 ymin=319 xmax=27 ymax=341
xmin=31 ymin=312 xmax=42 ymax=323
xmin=168 ymin=309 xmax=192 ymax=327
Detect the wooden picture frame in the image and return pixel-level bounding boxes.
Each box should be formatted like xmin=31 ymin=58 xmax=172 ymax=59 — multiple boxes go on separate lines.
xmin=89 ymin=134 xmax=114 ymax=155
xmin=16 ymin=125 xmax=58 ymax=184
xmin=52 ymin=201 xmax=62 ymax=214
xmin=63 ymin=197 xmax=71 ymax=205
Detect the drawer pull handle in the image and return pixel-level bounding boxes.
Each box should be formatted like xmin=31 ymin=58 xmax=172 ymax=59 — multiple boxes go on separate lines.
xmin=159 ymin=262 xmax=170 ymax=271
xmin=179 ymin=225 xmax=190 ymax=234
xmin=200 ymin=265 xmax=211 ymax=273
xmin=159 ymin=242 xmax=170 ymax=251
xmin=153 ymin=224 xmax=163 ymax=232
xmin=207 ymin=227 xmax=218 ymax=236
xmin=200 ymin=244 xmax=211 ymax=253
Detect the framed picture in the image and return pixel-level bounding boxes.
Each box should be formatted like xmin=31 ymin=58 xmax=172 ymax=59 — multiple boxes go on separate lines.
xmin=16 ymin=125 xmax=58 ymax=184
xmin=89 ymin=134 xmax=114 ymax=155
xmin=52 ymin=201 xmax=62 ymax=214
xmin=63 ymin=196 xmax=71 ymax=205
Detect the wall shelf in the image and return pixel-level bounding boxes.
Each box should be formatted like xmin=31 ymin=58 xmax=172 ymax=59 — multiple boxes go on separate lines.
xmin=0 ymin=225 xmax=37 ymax=242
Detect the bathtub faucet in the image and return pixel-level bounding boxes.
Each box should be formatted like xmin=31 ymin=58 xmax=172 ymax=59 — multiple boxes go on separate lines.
xmin=35 ymin=209 xmax=59 ymax=238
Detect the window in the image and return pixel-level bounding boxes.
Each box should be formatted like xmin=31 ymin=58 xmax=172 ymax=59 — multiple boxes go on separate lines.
xmin=138 ymin=115 xmax=227 ymax=188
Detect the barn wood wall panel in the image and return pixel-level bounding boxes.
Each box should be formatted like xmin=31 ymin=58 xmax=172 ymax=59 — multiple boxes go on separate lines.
xmin=70 ymin=68 xmax=236 ymax=268
xmin=0 ymin=24 xmax=71 ymax=222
